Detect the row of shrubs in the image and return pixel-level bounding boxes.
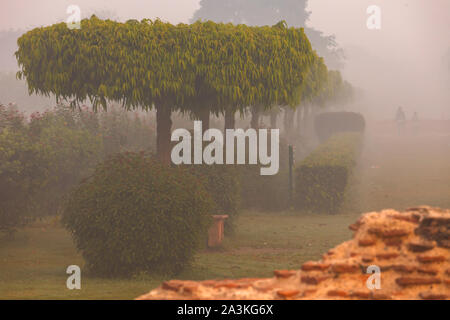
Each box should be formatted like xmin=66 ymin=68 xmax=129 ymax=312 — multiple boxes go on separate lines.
xmin=239 ymin=112 xmax=365 ymax=212
xmin=61 ymin=132 xmax=362 ymax=277
xmin=0 ymin=103 xmax=155 ymax=232
xmin=2 ymin=104 xmax=363 ymax=277
xmin=1 ymin=103 xmax=241 ymax=276
xmin=61 ymin=112 xmax=365 ymax=277
xmin=294 ymin=132 xmax=363 ymax=213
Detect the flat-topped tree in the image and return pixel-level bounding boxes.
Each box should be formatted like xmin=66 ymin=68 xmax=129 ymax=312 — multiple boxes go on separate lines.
xmin=184 ymin=20 xmax=316 ymax=131
xmin=16 ymin=17 xmax=316 ymax=162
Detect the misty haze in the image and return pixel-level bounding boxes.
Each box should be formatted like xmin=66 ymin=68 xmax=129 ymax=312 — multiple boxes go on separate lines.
xmin=0 ymin=0 xmax=449 ymax=303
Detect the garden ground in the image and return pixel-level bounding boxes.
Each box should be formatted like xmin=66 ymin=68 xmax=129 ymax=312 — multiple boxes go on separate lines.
xmin=1 ymin=119 xmax=449 ymax=299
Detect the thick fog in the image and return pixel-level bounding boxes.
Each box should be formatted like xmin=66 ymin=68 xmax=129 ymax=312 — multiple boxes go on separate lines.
xmin=308 ymin=0 xmax=450 ymax=120
xmin=1 ymin=0 xmax=449 ymax=119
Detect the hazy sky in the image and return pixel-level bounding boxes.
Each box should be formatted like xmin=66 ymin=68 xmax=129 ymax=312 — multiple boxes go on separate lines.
xmin=1 ymin=0 xmax=449 ymax=118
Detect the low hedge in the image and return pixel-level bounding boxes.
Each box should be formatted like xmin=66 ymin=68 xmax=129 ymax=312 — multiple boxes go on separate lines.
xmin=314 ymin=112 xmax=365 ymax=143
xmin=187 ymin=164 xmax=240 ymax=233
xmin=63 ymin=152 xmax=213 ymax=277
xmin=238 ymin=137 xmax=290 ymax=212
xmin=294 ymin=132 xmax=362 ymax=213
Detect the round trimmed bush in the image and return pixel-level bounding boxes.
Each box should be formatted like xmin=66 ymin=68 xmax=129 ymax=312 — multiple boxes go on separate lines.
xmin=62 ymin=152 xmax=213 ymax=277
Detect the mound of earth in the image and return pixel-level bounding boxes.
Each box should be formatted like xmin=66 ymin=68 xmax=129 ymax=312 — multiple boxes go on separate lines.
xmin=137 ymin=206 xmax=449 ymax=300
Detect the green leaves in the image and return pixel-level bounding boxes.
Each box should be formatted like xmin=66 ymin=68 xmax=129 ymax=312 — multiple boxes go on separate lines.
xmin=16 ymin=17 xmax=322 ymax=114
xmin=62 ymin=152 xmax=214 ymax=277
xmin=295 ymin=133 xmax=362 ymax=213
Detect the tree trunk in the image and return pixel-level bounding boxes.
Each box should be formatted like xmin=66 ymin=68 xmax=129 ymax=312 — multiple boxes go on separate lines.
xmin=250 ymin=106 xmax=260 ymax=129
xmin=156 ymin=104 xmax=172 ymax=165
xmin=284 ymin=107 xmax=295 ymax=137
xmin=270 ymin=112 xmax=277 ymax=129
xmin=224 ymin=108 xmax=235 ymax=130
xmin=198 ymin=107 xmax=210 ymax=133
xmin=296 ymin=106 xmax=303 ymax=133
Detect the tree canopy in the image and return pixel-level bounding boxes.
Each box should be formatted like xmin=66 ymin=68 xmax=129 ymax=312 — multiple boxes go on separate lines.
xmin=192 ymin=0 xmax=344 ymax=69
xmin=16 ymin=17 xmax=320 ymax=110
xmin=16 ymin=16 xmax=323 ymax=162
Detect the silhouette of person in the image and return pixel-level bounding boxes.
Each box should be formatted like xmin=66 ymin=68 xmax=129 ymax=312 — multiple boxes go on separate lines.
xmin=395 ymin=107 xmax=406 ymax=123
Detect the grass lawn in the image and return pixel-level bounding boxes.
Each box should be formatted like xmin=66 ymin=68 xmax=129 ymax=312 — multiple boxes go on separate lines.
xmin=0 ymin=211 xmax=357 ymax=300
xmin=1 ymin=121 xmax=449 ymax=300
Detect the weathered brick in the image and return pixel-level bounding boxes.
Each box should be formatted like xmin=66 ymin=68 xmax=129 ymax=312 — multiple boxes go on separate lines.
xmin=369 ymin=227 xmax=409 ymax=238
xmin=301 ymin=275 xmax=330 ymax=285
xmin=392 ymin=264 xmax=416 ymax=273
xmin=417 ymin=267 xmax=438 ymax=275
xmin=214 ymin=282 xmax=240 ymax=289
xmin=182 ymin=284 xmax=198 ymax=294
xmin=161 ymin=280 xmax=184 ymax=292
xmin=362 ymin=255 xmax=374 ymax=263
xmin=437 ymin=239 xmax=450 ymax=248
xmin=138 ymin=207 xmax=450 ymax=301
xmin=370 ymin=292 xmax=392 ymax=300
xmin=419 ymin=292 xmax=447 ymax=300
xmin=396 ymin=277 xmax=441 ymax=287
xmin=417 ymin=254 xmax=446 ymax=263
xmin=332 ymin=263 xmax=360 ymax=273
xmin=376 ymin=252 xmax=400 ymax=260
xmin=350 ymin=291 xmax=370 ymax=299
xmin=303 ymin=289 xmax=317 ymax=296
xmin=391 ymin=214 xmax=420 ymax=223
xmin=381 ymin=229 xmax=410 ymax=238
xmin=301 ymin=261 xmax=330 ymax=271
xmin=277 ymin=290 xmax=300 ymax=299
xmin=358 ymin=238 xmax=376 ymax=246
xmin=349 ymin=219 xmax=363 ymax=231
xmin=327 ymin=290 xmax=348 ymax=297
xmin=408 ymin=241 xmax=435 ymax=252
xmin=384 ymin=237 xmax=403 ymax=246
xmin=273 ymin=270 xmax=297 ymax=278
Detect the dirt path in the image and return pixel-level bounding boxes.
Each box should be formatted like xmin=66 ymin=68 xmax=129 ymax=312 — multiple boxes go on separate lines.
xmin=345 ymin=119 xmax=450 ymax=213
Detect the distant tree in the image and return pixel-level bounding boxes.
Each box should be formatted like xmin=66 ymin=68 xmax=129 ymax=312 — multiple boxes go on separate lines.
xmin=192 ymin=0 xmax=344 ymax=69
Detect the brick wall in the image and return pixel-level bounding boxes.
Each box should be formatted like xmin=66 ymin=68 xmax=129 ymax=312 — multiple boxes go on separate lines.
xmin=137 ymin=206 xmax=449 ymax=300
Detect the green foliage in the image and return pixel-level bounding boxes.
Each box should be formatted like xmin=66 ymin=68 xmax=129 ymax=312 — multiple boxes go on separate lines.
xmin=15 ymin=16 xmax=343 ymax=160
xmin=191 ymin=0 xmax=345 ymax=69
xmin=0 ymin=105 xmax=37 ymax=231
xmin=28 ymin=106 xmax=103 ymax=216
xmin=188 ymin=165 xmax=240 ymax=232
xmin=98 ymin=106 xmax=155 ymax=156
xmin=314 ymin=112 xmax=365 ymax=143
xmin=239 ymin=138 xmax=290 ymax=211
xmin=0 ymin=125 xmax=44 ymax=232
xmin=294 ymin=133 xmax=362 ymax=213
xmin=62 ymin=152 xmax=214 ymax=277
xmin=0 ymin=103 xmax=157 ymax=231
xmin=15 ymin=16 xmax=317 ymax=113
xmin=240 ymin=168 xmax=290 ymax=212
